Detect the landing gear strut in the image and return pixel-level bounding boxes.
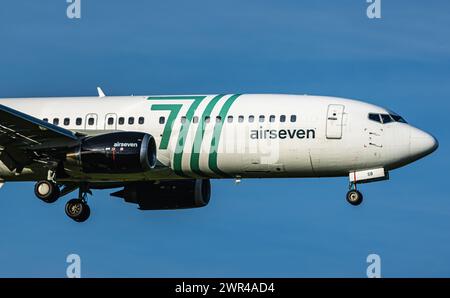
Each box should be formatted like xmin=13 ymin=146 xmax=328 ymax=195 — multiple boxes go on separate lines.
xmin=346 ymin=181 xmax=363 ymax=206
xmin=65 ymin=184 xmax=91 ymax=222
xmin=34 ymin=180 xmax=60 ymax=203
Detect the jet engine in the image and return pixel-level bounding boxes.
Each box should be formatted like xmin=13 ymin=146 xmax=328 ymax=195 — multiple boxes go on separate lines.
xmin=111 ymin=179 xmax=211 ymax=210
xmin=66 ymin=132 xmax=157 ymax=174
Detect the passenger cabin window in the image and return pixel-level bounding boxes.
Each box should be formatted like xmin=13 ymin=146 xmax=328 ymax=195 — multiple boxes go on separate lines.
xmin=238 ymin=116 xmax=244 ymax=123
xmin=64 ymin=118 xmax=70 ymax=126
xmin=269 ymin=115 xmax=275 ymax=122
xmin=128 ymin=117 xmax=134 ymax=125
xmin=159 ymin=116 xmax=165 ymax=124
xmin=53 ymin=118 xmax=59 ymax=125
xmin=76 ymin=118 xmax=82 ymax=126
xmin=205 ymin=116 xmax=210 ymax=123
xmin=138 ymin=117 xmax=144 ymax=124
xmin=43 ymin=118 xmax=48 ymax=122
xmin=368 ymin=113 xmax=382 ymax=123
xmin=181 ymin=116 xmax=187 ymax=124
xmin=216 ymin=116 xmax=222 ymax=123
xmin=259 ymin=115 xmax=265 ymax=123
xmin=227 ymin=116 xmax=233 ymax=123
xmin=107 ymin=117 xmax=114 ymax=125
xmin=88 ymin=118 xmax=95 ymax=126
xmin=118 ymin=117 xmax=125 ymax=125
xmin=290 ymin=115 xmax=297 ymax=122
xmin=193 ymin=116 xmax=199 ymax=123
xmin=248 ymin=115 xmax=255 ymax=123
xmin=280 ymin=115 xmax=286 ymax=123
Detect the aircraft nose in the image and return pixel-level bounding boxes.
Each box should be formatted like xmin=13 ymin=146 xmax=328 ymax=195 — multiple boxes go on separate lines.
xmin=409 ymin=128 xmax=438 ymax=159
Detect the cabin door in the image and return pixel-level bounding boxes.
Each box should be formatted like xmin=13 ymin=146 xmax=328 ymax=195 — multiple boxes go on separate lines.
xmin=326 ymin=104 xmax=345 ymax=139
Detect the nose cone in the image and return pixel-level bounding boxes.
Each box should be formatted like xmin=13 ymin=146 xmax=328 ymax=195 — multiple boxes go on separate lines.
xmin=409 ymin=128 xmax=438 ymax=160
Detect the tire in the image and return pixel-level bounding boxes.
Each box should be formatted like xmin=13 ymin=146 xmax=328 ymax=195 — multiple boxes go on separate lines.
xmin=346 ymin=190 xmax=363 ymax=206
xmin=76 ymin=204 xmax=90 ymax=223
xmin=65 ymin=199 xmax=90 ymax=222
xmin=34 ymin=180 xmax=60 ymax=203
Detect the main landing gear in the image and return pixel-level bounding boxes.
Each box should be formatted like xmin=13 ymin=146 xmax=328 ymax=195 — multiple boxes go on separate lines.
xmin=346 ymin=181 xmax=363 ymax=206
xmin=34 ymin=180 xmax=60 ymax=203
xmin=65 ymin=185 xmax=91 ymax=222
xmin=34 ymin=179 xmax=91 ymax=222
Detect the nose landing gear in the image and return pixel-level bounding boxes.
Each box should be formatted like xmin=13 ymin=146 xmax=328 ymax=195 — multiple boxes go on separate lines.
xmin=346 ymin=181 xmax=363 ymax=206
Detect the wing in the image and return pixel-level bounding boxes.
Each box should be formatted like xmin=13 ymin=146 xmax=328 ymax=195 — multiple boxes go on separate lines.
xmin=0 ymin=104 xmax=80 ymax=172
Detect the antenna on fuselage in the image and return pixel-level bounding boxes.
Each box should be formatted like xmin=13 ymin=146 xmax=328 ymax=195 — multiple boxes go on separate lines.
xmin=97 ymin=86 xmax=106 ymax=98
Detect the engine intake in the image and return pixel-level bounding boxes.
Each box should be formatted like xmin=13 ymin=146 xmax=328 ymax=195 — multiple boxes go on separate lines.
xmin=66 ymin=132 xmax=156 ymax=174
xmin=111 ymin=179 xmax=211 ymax=210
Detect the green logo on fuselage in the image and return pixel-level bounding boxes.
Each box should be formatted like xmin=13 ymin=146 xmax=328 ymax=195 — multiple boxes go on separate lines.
xmin=147 ymin=94 xmax=241 ymax=178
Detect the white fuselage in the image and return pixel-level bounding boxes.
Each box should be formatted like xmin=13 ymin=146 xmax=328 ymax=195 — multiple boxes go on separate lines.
xmin=0 ymin=94 xmax=437 ymax=182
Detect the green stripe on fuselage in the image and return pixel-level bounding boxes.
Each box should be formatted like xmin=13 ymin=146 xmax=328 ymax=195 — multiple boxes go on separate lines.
xmin=190 ymin=94 xmax=226 ymax=176
xmin=208 ymin=94 xmax=242 ymax=177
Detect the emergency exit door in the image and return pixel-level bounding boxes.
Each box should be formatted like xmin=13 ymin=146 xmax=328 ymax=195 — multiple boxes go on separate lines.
xmin=85 ymin=113 xmax=98 ymax=130
xmin=326 ymin=104 xmax=345 ymax=139
xmin=105 ymin=113 xmax=117 ymax=130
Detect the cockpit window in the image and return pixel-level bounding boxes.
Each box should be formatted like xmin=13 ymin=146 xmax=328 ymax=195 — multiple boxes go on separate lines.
xmin=368 ymin=113 xmax=381 ymax=123
xmin=369 ymin=112 xmax=408 ymax=124
xmin=390 ymin=114 xmax=407 ymax=123
xmin=380 ymin=114 xmax=393 ymax=124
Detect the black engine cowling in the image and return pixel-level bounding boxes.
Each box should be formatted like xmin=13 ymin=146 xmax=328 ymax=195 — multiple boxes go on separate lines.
xmin=66 ymin=132 xmax=157 ymax=174
xmin=111 ymin=179 xmax=211 ymax=210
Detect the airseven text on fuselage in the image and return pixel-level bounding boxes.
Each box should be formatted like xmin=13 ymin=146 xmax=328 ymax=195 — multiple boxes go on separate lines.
xmin=250 ymin=128 xmax=316 ymax=140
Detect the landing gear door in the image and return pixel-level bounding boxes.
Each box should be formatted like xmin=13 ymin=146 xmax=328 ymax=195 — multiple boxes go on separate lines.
xmin=326 ymin=104 xmax=345 ymax=139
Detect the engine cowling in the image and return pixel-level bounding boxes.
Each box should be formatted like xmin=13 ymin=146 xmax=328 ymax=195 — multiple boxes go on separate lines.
xmin=111 ymin=179 xmax=211 ymax=210
xmin=66 ymin=132 xmax=157 ymax=174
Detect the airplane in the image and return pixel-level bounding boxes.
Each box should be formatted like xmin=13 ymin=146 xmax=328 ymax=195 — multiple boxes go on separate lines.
xmin=0 ymin=89 xmax=438 ymax=222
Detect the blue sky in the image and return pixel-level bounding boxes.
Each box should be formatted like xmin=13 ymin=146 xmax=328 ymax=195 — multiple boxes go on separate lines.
xmin=0 ymin=0 xmax=449 ymax=277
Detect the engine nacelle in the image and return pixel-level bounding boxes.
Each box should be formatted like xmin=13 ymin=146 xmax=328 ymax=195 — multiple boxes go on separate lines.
xmin=111 ymin=179 xmax=211 ymax=210
xmin=66 ymin=132 xmax=156 ymax=174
